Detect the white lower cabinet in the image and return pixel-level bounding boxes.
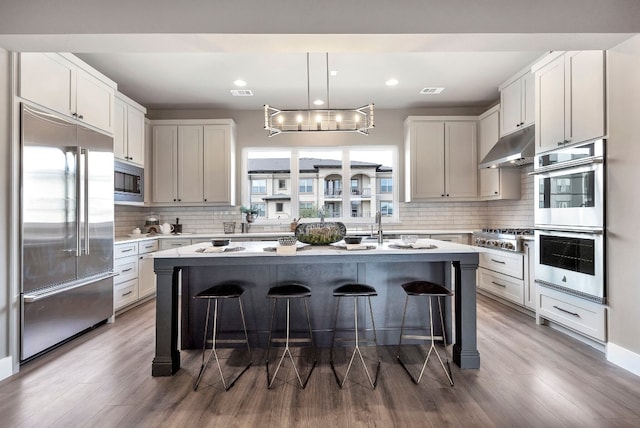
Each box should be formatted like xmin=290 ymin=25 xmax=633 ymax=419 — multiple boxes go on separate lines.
xmin=477 ymin=247 xmax=530 ymax=309
xmin=536 ymin=285 xmax=606 ymax=342
xmin=114 ymin=239 xmax=159 ymax=312
xmin=478 ymin=268 xmax=524 ymax=304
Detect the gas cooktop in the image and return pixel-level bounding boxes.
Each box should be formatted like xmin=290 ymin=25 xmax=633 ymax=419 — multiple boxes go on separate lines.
xmin=473 ymin=228 xmax=534 ymax=252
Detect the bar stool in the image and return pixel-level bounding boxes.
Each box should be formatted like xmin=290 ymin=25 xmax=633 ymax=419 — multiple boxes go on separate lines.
xmin=396 ymin=280 xmax=454 ymax=386
xmin=330 ymin=283 xmax=381 ymax=389
xmin=266 ymin=282 xmax=316 ymax=389
xmin=193 ymin=282 xmax=252 ymax=391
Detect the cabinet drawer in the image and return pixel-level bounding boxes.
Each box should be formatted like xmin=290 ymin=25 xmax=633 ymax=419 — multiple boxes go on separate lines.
xmin=537 ymin=286 xmax=606 ymax=341
xmin=114 ymin=279 xmax=139 ymax=310
xmin=114 ymin=242 xmax=138 ymax=259
xmin=114 ymin=255 xmax=138 ymax=284
xmin=159 ymin=239 xmax=192 ymax=250
xmin=138 ymin=239 xmax=159 ymax=254
xmin=479 ymin=249 xmax=524 ymax=279
xmin=478 ymin=268 xmax=524 ymax=305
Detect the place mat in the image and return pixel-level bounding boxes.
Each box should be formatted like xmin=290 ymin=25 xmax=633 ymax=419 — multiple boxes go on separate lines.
xmin=195 ymin=246 xmax=245 ymax=253
xmin=263 ymin=245 xmax=312 ymax=252
xmin=331 ymin=243 xmax=377 ymax=251
xmin=388 ymin=244 xmax=437 ymax=250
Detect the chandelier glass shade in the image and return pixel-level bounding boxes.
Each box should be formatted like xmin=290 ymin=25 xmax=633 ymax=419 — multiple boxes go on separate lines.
xmin=264 ymin=53 xmax=374 ymax=137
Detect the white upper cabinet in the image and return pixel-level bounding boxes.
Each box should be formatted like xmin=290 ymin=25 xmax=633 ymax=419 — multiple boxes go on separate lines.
xmin=478 ymin=105 xmax=520 ymax=200
xmin=500 ymin=70 xmax=535 ymax=137
xmin=405 ymin=117 xmax=477 ymax=201
xmin=151 ymin=120 xmax=236 ymax=205
xmin=114 ymin=92 xmax=147 ymax=166
xmin=534 ymin=51 xmax=606 ymax=154
xmin=19 ymin=53 xmax=116 ymax=134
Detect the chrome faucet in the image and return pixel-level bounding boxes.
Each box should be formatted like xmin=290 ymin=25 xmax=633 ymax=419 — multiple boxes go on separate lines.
xmin=375 ymin=210 xmax=383 ymax=244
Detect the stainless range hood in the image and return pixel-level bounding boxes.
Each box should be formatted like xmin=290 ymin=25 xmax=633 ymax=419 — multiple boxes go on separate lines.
xmin=478 ymin=125 xmax=535 ymax=169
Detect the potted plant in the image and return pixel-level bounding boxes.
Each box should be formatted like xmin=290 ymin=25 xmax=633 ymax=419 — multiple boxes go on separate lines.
xmin=239 ymin=205 xmax=259 ymax=223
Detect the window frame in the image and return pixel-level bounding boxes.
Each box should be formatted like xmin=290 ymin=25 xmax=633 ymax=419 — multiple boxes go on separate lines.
xmin=241 ymin=146 xmax=398 ymax=224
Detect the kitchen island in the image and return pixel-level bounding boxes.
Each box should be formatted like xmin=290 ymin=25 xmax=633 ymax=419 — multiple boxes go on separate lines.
xmin=151 ymin=239 xmax=480 ymax=376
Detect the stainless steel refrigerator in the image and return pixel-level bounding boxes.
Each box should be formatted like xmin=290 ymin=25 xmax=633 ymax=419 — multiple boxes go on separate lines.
xmin=20 ymin=103 xmax=115 ymax=361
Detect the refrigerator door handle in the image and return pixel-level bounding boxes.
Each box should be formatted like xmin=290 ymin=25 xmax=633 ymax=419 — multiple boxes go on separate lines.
xmin=23 ymin=272 xmax=117 ymax=303
xmin=82 ymin=148 xmax=90 ymax=255
xmin=74 ymin=147 xmax=82 ymax=257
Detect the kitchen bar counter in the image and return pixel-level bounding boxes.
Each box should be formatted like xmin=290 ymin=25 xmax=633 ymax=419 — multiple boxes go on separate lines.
xmin=151 ymin=240 xmax=480 ymax=376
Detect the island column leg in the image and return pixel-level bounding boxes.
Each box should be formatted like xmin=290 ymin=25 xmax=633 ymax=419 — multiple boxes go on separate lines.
xmin=452 ymin=261 xmax=481 ymax=369
xmin=152 ymin=265 xmax=181 ymax=376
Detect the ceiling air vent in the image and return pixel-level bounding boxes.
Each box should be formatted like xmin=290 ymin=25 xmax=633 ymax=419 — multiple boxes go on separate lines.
xmin=230 ymin=89 xmax=254 ymax=97
xmin=420 ymin=87 xmax=445 ymax=95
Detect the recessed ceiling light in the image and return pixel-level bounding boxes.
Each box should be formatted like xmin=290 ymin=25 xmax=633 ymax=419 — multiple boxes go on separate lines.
xmin=385 ymin=78 xmax=399 ymax=86
xmin=330 ymin=70 xmax=338 ymax=77
xmin=233 ymin=79 xmax=247 ymax=87
xmin=313 ymin=99 xmax=325 ymax=106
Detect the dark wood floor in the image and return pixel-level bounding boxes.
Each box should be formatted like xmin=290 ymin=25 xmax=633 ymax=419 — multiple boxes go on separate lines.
xmin=2 ymin=294 xmax=640 ymax=427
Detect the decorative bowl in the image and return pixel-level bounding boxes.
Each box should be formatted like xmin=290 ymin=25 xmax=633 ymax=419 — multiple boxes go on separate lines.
xmin=212 ymin=239 xmax=230 ymax=247
xmin=277 ymin=236 xmax=298 ymax=246
xmin=400 ymin=234 xmax=418 ymax=245
xmin=344 ymin=236 xmax=363 ymax=245
xmin=295 ymin=222 xmax=347 ymax=245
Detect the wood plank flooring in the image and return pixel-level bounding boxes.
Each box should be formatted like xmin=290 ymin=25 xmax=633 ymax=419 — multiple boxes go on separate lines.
xmin=1 ymin=294 xmax=640 ymax=427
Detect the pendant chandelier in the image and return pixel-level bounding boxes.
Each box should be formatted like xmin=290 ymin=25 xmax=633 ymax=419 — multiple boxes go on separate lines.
xmin=264 ymin=53 xmax=374 ymax=137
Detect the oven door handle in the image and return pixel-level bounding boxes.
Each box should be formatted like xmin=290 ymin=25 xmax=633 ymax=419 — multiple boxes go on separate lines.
xmin=529 ymin=156 xmax=603 ymax=175
xmin=534 ymin=226 xmax=604 ymax=235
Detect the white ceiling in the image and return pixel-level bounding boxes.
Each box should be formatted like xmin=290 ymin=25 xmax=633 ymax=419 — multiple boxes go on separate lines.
xmin=4 ymin=33 xmax=636 ymax=111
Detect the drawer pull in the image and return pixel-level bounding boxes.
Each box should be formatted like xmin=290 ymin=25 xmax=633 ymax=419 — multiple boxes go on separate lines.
xmin=122 ymin=291 xmax=133 ymax=297
xmin=490 ymin=259 xmax=506 ymax=264
xmin=121 ymin=248 xmax=133 ymax=253
xmin=121 ymin=268 xmax=133 ymax=273
xmin=144 ymin=245 xmax=154 ymax=249
xmin=491 ymin=281 xmax=507 ymax=288
xmin=553 ymin=305 xmax=581 ymax=318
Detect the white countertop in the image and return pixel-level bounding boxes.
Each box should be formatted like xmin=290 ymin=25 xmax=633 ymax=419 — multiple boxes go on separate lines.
xmin=152 ymin=238 xmax=480 ymax=259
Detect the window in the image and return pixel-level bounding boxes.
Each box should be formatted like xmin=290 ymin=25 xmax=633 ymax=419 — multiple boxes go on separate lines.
xmin=299 ymin=178 xmax=313 ymax=193
xmin=254 ymin=203 xmax=266 ymax=217
xmin=251 ymin=179 xmax=267 ymax=194
xmin=380 ymin=178 xmax=393 ymax=193
xmin=243 ymin=147 xmax=396 ymax=222
xmin=381 ymin=201 xmax=393 ymax=216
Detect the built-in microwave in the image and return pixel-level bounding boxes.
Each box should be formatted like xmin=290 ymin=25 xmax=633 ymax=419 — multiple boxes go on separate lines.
xmin=114 ymin=160 xmax=144 ymax=203
xmin=533 ymin=139 xmax=604 ymax=229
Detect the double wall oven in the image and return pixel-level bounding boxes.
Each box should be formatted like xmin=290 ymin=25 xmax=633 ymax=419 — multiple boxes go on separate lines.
xmin=533 ymin=139 xmax=605 ymax=304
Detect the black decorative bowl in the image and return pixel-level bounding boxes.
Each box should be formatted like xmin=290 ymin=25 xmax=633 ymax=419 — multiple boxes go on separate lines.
xmin=344 ymin=236 xmax=363 ymax=245
xmin=295 ymin=222 xmax=346 ymax=245
xmin=212 ymin=239 xmax=230 ymax=247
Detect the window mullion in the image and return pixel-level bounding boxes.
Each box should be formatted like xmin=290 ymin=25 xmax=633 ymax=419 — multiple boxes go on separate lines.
xmin=290 ymin=150 xmax=300 ymax=219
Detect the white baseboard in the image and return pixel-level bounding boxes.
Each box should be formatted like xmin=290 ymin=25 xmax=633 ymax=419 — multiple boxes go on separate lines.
xmin=0 ymin=356 xmax=14 ymax=381
xmin=607 ymin=342 xmax=640 ymax=377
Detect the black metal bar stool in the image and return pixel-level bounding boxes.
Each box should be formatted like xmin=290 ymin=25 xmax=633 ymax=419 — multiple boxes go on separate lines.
xmin=330 ymin=283 xmax=381 ymax=389
xmin=396 ymin=280 xmax=454 ymax=386
xmin=193 ymin=282 xmax=252 ymax=391
xmin=266 ymin=282 xmax=316 ymax=389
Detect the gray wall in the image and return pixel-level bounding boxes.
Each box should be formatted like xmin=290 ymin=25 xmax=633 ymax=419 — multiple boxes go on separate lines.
xmin=607 ymin=35 xmax=640 ymax=356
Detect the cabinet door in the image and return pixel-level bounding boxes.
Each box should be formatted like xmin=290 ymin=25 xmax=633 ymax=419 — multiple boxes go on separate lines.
xmin=536 ymin=57 xmax=566 ymax=153
xmin=203 ymin=125 xmax=233 ymax=204
xmin=522 ymin=71 xmax=535 ymax=128
xmin=409 ymin=121 xmax=445 ymax=199
xmin=76 ymin=70 xmax=114 ymax=133
xmin=446 ymin=121 xmax=477 ymax=198
xmin=152 ymin=126 xmax=178 ymax=203
xmin=138 ymin=254 xmax=156 ymax=299
xmin=113 ymin=98 xmax=127 ymax=161
xmin=565 ymin=51 xmax=606 ymax=145
xmin=500 ymin=79 xmax=522 ymax=136
xmin=479 ymin=109 xmax=500 ymax=197
xmin=177 ymin=125 xmax=204 ymax=202
xmin=20 ymin=53 xmax=74 ymax=117
xmin=126 ymin=106 xmax=145 ymax=165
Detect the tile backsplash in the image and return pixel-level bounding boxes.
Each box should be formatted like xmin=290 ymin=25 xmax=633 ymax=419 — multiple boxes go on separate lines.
xmin=116 ymin=168 xmax=534 ymax=236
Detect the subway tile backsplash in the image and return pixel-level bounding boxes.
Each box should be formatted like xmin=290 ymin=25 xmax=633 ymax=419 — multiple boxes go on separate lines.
xmin=115 ymin=167 xmax=534 ymax=236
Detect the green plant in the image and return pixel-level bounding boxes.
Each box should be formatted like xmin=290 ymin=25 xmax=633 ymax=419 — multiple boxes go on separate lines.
xmin=239 ymin=205 xmax=259 ymax=215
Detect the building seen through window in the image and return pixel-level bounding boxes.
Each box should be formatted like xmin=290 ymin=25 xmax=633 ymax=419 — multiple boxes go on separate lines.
xmin=246 ymin=148 xmax=395 ymax=221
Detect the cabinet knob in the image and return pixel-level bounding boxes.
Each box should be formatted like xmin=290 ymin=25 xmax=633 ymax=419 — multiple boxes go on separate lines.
xmin=494 ymin=191 xmax=498 ymax=195
xmin=72 ymin=112 xmax=77 ymax=117
xmin=441 ymin=194 xmax=445 ymax=197
xmin=204 ymin=199 xmax=207 ymax=202
xmin=78 ymin=114 xmax=84 ymax=120
xmin=557 ymin=141 xmax=564 ymax=146
xmin=173 ymin=198 xmax=177 ymax=202
xmin=446 ymin=194 xmax=450 ymax=197
xmin=516 ymin=123 xmax=521 ymax=127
